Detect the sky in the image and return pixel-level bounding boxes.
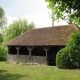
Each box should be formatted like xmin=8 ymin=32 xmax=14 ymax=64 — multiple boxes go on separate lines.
xmin=0 ymin=0 xmax=68 ymax=28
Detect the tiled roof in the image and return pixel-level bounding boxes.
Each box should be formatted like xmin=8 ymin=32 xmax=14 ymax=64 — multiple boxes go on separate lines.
xmin=6 ymin=24 xmax=79 ymax=46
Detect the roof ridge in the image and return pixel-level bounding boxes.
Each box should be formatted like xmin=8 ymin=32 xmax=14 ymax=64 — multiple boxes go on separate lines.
xmin=33 ymin=24 xmax=76 ymax=30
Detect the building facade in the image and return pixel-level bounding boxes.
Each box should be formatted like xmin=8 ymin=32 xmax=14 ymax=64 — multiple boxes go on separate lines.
xmin=6 ymin=24 xmax=79 ymax=65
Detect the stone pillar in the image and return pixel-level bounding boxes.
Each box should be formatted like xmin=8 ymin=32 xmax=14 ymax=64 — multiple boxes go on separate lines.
xmin=16 ymin=46 xmax=20 ymax=62
xmin=27 ymin=46 xmax=33 ymax=63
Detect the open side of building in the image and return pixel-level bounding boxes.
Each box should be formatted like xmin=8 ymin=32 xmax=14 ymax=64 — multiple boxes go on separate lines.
xmin=6 ymin=24 xmax=79 ymax=65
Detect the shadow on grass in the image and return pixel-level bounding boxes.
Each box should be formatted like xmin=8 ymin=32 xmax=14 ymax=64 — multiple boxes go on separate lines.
xmin=0 ymin=70 xmax=26 ymax=80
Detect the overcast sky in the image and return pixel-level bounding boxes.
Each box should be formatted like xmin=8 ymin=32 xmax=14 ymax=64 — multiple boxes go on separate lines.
xmin=0 ymin=0 xmax=67 ymax=28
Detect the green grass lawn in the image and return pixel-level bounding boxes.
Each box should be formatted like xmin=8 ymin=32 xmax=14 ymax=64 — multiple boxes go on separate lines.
xmin=0 ymin=62 xmax=80 ymax=80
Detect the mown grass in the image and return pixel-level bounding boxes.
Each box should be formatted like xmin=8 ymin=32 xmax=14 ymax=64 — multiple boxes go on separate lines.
xmin=0 ymin=62 xmax=80 ymax=80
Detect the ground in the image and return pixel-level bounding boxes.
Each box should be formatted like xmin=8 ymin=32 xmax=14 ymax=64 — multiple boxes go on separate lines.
xmin=0 ymin=61 xmax=80 ymax=80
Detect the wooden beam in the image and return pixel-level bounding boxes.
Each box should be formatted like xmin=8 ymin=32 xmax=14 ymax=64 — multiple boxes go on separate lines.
xmin=7 ymin=46 xmax=11 ymax=61
xmin=7 ymin=46 xmax=11 ymax=54
xmin=16 ymin=46 xmax=20 ymax=62
xmin=42 ymin=46 xmax=50 ymax=57
xmin=27 ymin=46 xmax=34 ymax=62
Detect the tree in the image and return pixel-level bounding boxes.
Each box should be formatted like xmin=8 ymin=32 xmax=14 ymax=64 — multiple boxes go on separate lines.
xmin=3 ymin=19 xmax=35 ymax=43
xmin=45 ymin=0 xmax=80 ymax=26
xmin=0 ymin=7 xmax=7 ymax=28
xmin=0 ymin=45 xmax=7 ymax=61
xmin=56 ymin=31 xmax=80 ymax=69
xmin=0 ymin=34 xmax=3 ymax=44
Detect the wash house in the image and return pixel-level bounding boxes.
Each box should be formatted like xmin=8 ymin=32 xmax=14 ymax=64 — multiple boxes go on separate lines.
xmin=6 ymin=24 xmax=79 ymax=65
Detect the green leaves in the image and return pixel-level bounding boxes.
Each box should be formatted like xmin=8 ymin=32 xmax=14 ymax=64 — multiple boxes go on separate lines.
xmin=3 ymin=19 xmax=35 ymax=43
xmin=45 ymin=0 xmax=80 ymax=26
xmin=56 ymin=31 xmax=80 ymax=69
xmin=0 ymin=34 xmax=3 ymax=43
xmin=0 ymin=7 xmax=7 ymax=28
xmin=0 ymin=45 xmax=7 ymax=61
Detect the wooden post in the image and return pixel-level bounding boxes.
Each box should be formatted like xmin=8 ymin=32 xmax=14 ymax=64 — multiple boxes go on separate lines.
xmin=43 ymin=46 xmax=50 ymax=57
xmin=27 ymin=46 xmax=33 ymax=63
xmin=7 ymin=46 xmax=10 ymax=54
xmin=43 ymin=48 xmax=48 ymax=57
xmin=45 ymin=50 xmax=47 ymax=57
xmin=7 ymin=46 xmax=10 ymax=60
xmin=42 ymin=46 xmax=50 ymax=64
xmin=16 ymin=46 xmax=20 ymax=62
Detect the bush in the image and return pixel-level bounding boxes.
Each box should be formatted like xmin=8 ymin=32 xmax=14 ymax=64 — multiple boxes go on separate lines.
xmin=56 ymin=31 xmax=80 ymax=69
xmin=56 ymin=47 xmax=71 ymax=69
xmin=56 ymin=47 xmax=78 ymax=69
xmin=0 ymin=45 xmax=7 ymax=61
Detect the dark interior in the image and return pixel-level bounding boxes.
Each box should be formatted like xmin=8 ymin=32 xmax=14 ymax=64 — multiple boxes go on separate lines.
xmin=47 ymin=46 xmax=63 ymax=66
xmin=31 ymin=46 xmax=46 ymax=56
xmin=9 ymin=46 xmax=17 ymax=54
xmin=19 ymin=46 xmax=29 ymax=55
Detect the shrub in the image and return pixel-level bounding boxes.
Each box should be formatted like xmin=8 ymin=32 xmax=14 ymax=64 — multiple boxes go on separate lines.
xmin=0 ymin=45 xmax=7 ymax=61
xmin=56 ymin=47 xmax=78 ymax=69
xmin=56 ymin=47 xmax=71 ymax=69
xmin=56 ymin=31 xmax=80 ymax=69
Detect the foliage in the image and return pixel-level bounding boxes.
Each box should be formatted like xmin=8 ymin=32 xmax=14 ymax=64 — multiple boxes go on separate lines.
xmin=0 ymin=19 xmax=35 ymax=61
xmin=67 ymin=31 xmax=80 ymax=68
xmin=3 ymin=19 xmax=35 ymax=42
xmin=45 ymin=0 xmax=80 ymax=26
xmin=0 ymin=7 xmax=7 ymax=28
xmin=0 ymin=34 xmax=3 ymax=43
xmin=56 ymin=31 xmax=80 ymax=69
xmin=56 ymin=48 xmax=70 ymax=69
xmin=0 ymin=45 xmax=7 ymax=61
